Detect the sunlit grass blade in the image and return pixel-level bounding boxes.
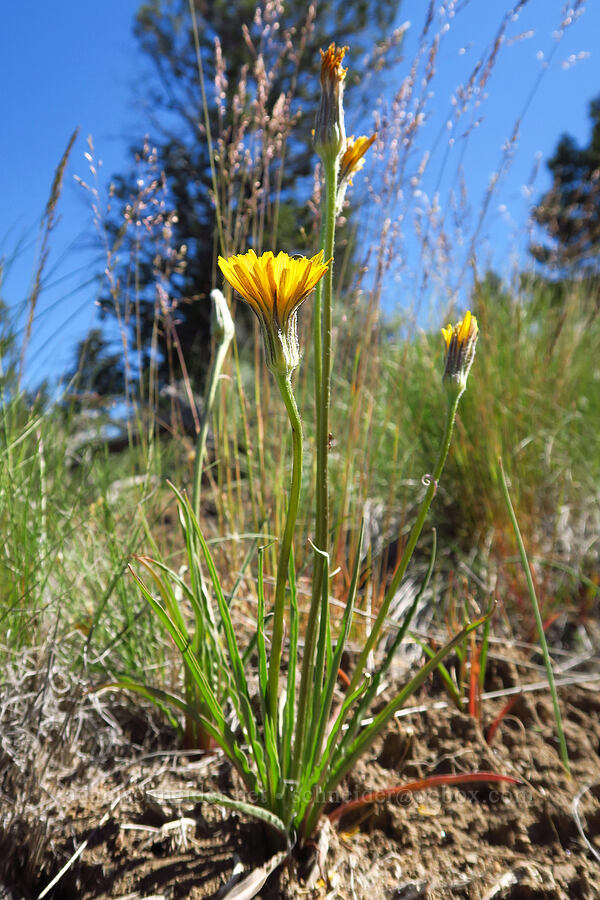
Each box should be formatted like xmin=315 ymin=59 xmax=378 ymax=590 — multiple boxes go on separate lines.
xmin=171 ymin=484 xmax=217 ymax=631
xmin=140 ymin=551 xmax=223 ymax=674
xmin=416 ymin=642 xmax=462 ymax=710
xmin=133 ymin=554 xmax=189 ymax=637
xmin=128 ymin=566 xmax=225 ymax=726
xmin=499 ymin=457 xmax=570 ymax=775
xmin=228 ymin=532 xmax=261 ymax=607
xmin=101 ymin=680 xmax=257 ymax=791
xmin=297 ymin=678 xmax=370 ymax=835
xmin=132 ymin=548 xmax=226 ymax=747
xmin=100 ymin=680 xmax=199 ymax=738
xmin=478 ymin=615 xmax=491 ymax=693
xmin=256 ymin=543 xmax=280 ymax=806
xmin=256 ymin=544 xmax=270 ymax=725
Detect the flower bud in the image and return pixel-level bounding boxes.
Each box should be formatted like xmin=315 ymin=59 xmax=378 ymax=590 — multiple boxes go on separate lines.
xmin=210 ymin=288 xmax=234 ymax=348
xmin=442 ymin=311 xmax=478 ymax=395
xmin=314 ymin=44 xmax=348 ymax=166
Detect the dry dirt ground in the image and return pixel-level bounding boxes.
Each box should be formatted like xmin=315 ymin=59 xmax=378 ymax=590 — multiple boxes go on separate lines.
xmin=1 ymin=652 xmax=600 ymax=900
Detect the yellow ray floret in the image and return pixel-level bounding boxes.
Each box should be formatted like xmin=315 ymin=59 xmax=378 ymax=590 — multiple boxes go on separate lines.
xmin=442 ymin=310 xmax=477 ymax=352
xmin=218 ymin=249 xmax=330 ymax=375
xmin=218 ymin=250 xmax=329 ymax=324
xmin=442 ymin=310 xmax=479 ymax=386
xmin=339 ymin=134 xmax=377 ymax=186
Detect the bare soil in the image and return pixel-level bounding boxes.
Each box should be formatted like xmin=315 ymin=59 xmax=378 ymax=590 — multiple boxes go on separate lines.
xmin=2 ymin=652 xmax=600 ymax=900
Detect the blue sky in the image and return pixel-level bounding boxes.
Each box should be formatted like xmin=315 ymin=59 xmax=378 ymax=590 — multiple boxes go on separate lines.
xmin=1 ymin=0 xmax=141 ymax=388
xmin=1 ymin=0 xmax=598 ymax=389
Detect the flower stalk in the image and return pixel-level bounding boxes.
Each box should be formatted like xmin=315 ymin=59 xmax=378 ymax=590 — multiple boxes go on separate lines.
xmin=294 ymin=44 xmax=378 ymax=787
xmin=292 ymin=153 xmax=339 ymax=779
xmin=348 ymin=312 xmax=479 ymax=695
xmin=218 ymin=249 xmax=329 ymax=728
xmin=267 ymin=371 xmax=303 ymax=725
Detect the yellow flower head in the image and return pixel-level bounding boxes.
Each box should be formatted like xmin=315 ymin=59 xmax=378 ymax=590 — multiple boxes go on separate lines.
xmin=314 ymin=43 xmax=348 ymax=164
xmin=339 ymin=134 xmax=377 ymax=187
xmin=442 ymin=310 xmax=478 ymax=392
xmin=218 ymin=249 xmax=330 ymax=375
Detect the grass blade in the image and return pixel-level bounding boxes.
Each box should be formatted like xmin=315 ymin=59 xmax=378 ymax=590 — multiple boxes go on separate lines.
xmin=498 ymin=457 xmax=570 ymax=775
xmin=102 ymin=680 xmax=256 ymax=791
xmin=256 ymin=543 xmax=281 ymax=806
xmin=305 ymin=543 xmax=331 ymax=769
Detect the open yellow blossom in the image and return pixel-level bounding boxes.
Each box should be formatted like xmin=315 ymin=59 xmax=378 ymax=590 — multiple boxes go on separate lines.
xmin=337 ymin=133 xmax=377 ymax=212
xmin=339 ymin=134 xmax=377 ymax=187
xmin=314 ymin=44 xmax=348 ymax=164
xmin=218 ymin=250 xmax=330 ymax=376
xmin=442 ymin=310 xmax=479 ymax=392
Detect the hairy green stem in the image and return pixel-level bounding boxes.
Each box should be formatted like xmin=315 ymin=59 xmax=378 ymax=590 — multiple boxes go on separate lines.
xmin=267 ymin=373 xmax=303 ymax=727
xmin=347 ymin=389 xmax=462 ymax=697
xmin=316 ymin=157 xmax=338 ymax=565
xmin=291 ymin=156 xmax=339 ymax=789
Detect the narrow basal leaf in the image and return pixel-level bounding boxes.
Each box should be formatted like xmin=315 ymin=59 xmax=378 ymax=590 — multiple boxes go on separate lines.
xmin=101 ymin=680 xmax=257 ymax=792
xmin=256 ymin=544 xmax=281 ymax=806
xmin=133 ymin=554 xmax=189 ymax=637
xmin=304 ymin=543 xmax=330 ymax=770
xmin=281 ymin=552 xmax=299 ymax=781
xmin=149 ymin=790 xmax=289 ymax=842
xmin=323 ymin=610 xmax=491 ymax=798
xmin=338 ymin=529 xmax=437 ymax=757
xmin=174 ymin=486 xmax=269 ymax=791
xmin=307 ymin=521 xmax=364 ymax=774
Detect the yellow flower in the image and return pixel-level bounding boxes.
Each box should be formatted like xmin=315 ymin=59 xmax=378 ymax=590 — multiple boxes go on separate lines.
xmin=339 ymin=134 xmax=377 ymax=187
xmin=314 ymin=43 xmax=348 ymax=165
xmin=442 ymin=310 xmax=479 ymax=392
xmin=218 ymin=250 xmax=330 ymax=375
xmin=336 ymin=133 xmax=377 ymax=212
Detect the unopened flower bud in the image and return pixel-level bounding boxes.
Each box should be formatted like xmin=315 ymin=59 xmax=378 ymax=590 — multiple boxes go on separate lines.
xmin=210 ymin=288 xmax=234 ymax=348
xmin=314 ymin=44 xmax=348 ymax=166
xmin=441 ymin=310 xmax=478 ymax=396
